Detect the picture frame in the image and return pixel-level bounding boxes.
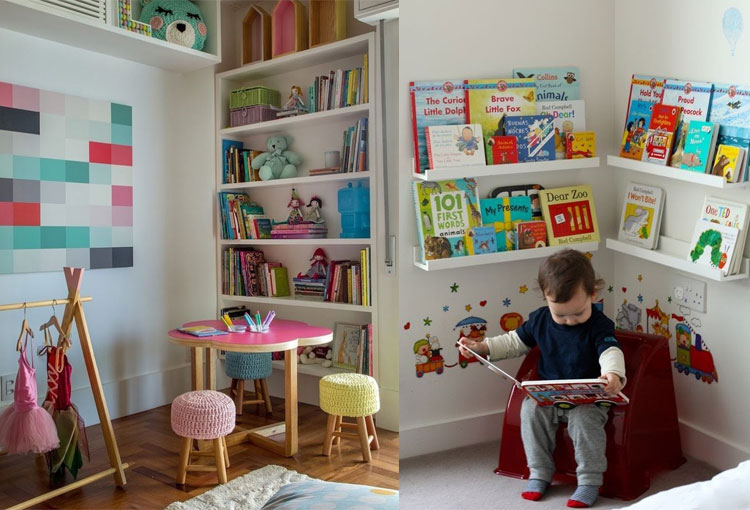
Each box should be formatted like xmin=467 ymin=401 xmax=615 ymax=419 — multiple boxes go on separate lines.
xmin=332 ymin=322 xmax=362 ymax=371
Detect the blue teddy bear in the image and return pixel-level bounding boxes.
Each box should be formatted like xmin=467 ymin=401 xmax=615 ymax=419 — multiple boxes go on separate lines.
xmin=251 ymin=136 xmax=302 ymax=181
xmin=139 ymin=0 xmax=207 ymax=51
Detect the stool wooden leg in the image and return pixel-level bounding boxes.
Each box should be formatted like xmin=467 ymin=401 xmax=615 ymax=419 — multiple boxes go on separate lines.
xmin=333 ymin=415 xmax=342 ymax=446
xmin=260 ymin=379 xmax=273 ymax=413
xmin=254 ymin=379 xmax=263 ymax=413
xmin=222 ymin=436 xmax=230 ymax=468
xmin=356 ymin=416 xmax=372 ymax=462
xmin=234 ymin=379 xmax=244 ymax=416
xmin=214 ymin=438 xmax=227 ymax=484
xmin=365 ymin=415 xmax=380 ymax=450
xmin=322 ymin=414 xmax=337 ymax=456
xmin=177 ymin=436 xmax=191 ymax=485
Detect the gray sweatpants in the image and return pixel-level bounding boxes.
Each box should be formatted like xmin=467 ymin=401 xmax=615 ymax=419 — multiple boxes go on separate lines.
xmin=520 ymin=397 xmax=609 ymax=486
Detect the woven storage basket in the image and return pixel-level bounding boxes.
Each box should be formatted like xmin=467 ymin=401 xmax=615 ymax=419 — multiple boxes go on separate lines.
xmin=225 ymin=352 xmax=273 ymax=380
xmin=230 ymin=86 xmax=281 ymax=109
xmin=319 ymin=373 xmax=380 ymax=417
xmin=230 ymin=105 xmax=278 ymax=127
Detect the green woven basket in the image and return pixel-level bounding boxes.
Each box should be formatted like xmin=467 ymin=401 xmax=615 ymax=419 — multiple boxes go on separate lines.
xmin=230 ymin=86 xmax=281 ymax=109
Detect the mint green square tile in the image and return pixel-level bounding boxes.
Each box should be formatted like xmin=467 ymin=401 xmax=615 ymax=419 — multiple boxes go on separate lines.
xmin=0 ymin=154 xmax=11 ymax=178
xmin=65 ymin=161 xmax=89 ymax=183
xmin=111 ymin=124 xmax=132 ymax=146
xmin=111 ymin=104 xmax=132 ymax=126
xmin=12 ymin=156 xmax=40 ymax=180
xmin=66 ymin=226 xmax=89 ymax=248
xmin=89 ymin=121 xmax=111 ymax=144
xmin=0 ymin=250 xmax=12 ymax=274
xmin=40 ymin=158 xmax=66 ymax=182
xmin=0 ymin=227 xmax=12 ymax=249
xmin=89 ymin=164 xmax=111 ymax=185
xmin=90 ymin=227 xmax=111 ymax=248
xmin=14 ymin=227 xmax=41 ymax=249
xmin=41 ymin=226 xmax=67 ymax=248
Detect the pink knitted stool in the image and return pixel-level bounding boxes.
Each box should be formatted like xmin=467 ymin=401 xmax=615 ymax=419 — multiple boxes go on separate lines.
xmin=171 ymin=390 xmax=235 ymax=485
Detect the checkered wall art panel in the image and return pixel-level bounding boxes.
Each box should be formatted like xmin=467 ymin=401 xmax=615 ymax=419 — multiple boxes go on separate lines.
xmin=0 ymin=82 xmax=133 ymax=273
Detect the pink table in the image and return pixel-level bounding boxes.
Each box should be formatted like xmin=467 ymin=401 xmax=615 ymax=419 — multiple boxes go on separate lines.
xmin=168 ymin=319 xmax=332 ymax=457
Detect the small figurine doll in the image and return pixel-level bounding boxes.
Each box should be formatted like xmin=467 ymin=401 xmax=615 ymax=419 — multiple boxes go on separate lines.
xmin=298 ymin=247 xmax=328 ymax=279
xmin=286 ymin=188 xmax=304 ymax=224
xmin=304 ymin=196 xmax=325 ymax=224
xmin=283 ymin=85 xmax=307 ymax=113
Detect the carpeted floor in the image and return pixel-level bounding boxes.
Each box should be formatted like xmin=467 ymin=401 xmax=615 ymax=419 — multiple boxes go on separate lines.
xmin=400 ymin=441 xmax=719 ymax=510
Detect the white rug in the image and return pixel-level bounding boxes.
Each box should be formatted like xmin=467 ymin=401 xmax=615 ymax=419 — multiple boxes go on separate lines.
xmin=165 ymin=465 xmax=310 ymax=510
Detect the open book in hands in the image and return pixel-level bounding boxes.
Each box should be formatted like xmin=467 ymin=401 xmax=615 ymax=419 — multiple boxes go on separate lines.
xmin=458 ymin=340 xmax=629 ymax=409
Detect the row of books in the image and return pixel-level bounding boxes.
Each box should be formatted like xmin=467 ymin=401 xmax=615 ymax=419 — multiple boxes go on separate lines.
xmin=332 ymin=322 xmax=373 ymax=375
xmin=619 ymin=75 xmax=750 ymax=182
xmin=222 ymin=140 xmax=263 ymax=184
xmin=222 ymin=248 xmax=290 ymax=297
xmin=218 ymin=192 xmax=271 ymax=240
xmin=308 ymin=54 xmax=368 ymax=113
xmin=413 ymin=178 xmax=599 ymax=261
xmin=271 ymin=223 xmax=328 ymax=239
xmin=410 ymin=66 xmax=587 ymax=172
xmin=322 ymin=250 xmax=371 ymax=305
xmin=617 ymin=183 xmax=748 ymax=276
xmin=341 ymin=117 xmax=368 ymax=173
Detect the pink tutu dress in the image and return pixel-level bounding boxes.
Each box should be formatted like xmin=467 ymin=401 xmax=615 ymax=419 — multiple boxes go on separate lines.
xmin=0 ymin=334 xmax=59 ymax=454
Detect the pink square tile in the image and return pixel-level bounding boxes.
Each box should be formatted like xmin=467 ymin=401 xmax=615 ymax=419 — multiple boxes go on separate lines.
xmin=0 ymin=82 xmax=11 ymax=108
xmin=39 ymin=90 xmax=66 ymax=115
xmin=111 ymin=185 xmax=132 ymax=207
xmin=12 ymin=85 xmax=40 ymax=112
xmin=112 ymin=206 xmax=132 ymax=227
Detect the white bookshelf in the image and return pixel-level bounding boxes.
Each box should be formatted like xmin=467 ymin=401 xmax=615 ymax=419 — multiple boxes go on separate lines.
xmin=220 ymin=172 xmax=369 ymax=191
xmin=220 ymin=294 xmax=372 ymax=313
xmin=0 ymin=0 xmax=220 ymax=72
xmin=413 ymin=243 xmax=600 ymax=271
xmin=413 ymin=157 xmax=601 ymax=181
xmin=220 ymin=103 xmax=370 ymax=136
xmin=220 ymin=239 xmax=372 ymax=246
xmin=608 ymin=155 xmax=748 ymax=189
xmin=606 ymin=237 xmax=750 ymax=282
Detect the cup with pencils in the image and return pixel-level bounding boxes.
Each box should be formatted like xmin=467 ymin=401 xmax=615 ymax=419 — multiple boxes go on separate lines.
xmin=221 ymin=313 xmax=247 ymax=332
xmin=244 ymin=310 xmax=275 ymax=333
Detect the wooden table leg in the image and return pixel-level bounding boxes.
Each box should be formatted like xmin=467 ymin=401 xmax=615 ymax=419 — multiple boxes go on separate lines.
xmin=206 ymin=348 xmax=217 ymax=390
xmin=284 ymin=348 xmax=298 ymax=456
xmin=191 ymin=348 xmax=204 ymax=391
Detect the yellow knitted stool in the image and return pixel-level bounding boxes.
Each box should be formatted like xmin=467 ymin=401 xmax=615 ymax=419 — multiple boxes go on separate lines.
xmin=319 ymin=373 xmax=380 ymax=462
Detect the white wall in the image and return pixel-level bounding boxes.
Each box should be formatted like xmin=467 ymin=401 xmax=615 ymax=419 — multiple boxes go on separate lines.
xmin=613 ymin=0 xmax=750 ymax=471
xmin=398 ymin=0 xmax=616 ymax=458
xmin=0 ymin=29 xmax=216 ymax=425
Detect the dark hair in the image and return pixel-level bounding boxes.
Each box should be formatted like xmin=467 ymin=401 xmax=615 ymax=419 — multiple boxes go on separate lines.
xmin=537 ymin=249 xmax=603 ymax=302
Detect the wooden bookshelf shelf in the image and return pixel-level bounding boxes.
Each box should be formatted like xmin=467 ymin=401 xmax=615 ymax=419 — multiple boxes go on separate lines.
xmin=607 ymin=155 xmax=748 ymax=189
xmin=221 ymin=294 xmax=372 ymax=312
xmin=271 ymin=360 xmax=348 ymax=377
xmin=220 ymin=238 xmax=372 ymax=246
xmin=413 ymin=243 xmax=600 ymax=271
xmin=220 ymin=172 xmax=369 ymax=190
xmin=606 ymin=237 xmax=750 ymax=282
xmin=413 ymin=157 xmax=600 ymax=181
xmin=220 ymin=103 xmax=369 ymax=136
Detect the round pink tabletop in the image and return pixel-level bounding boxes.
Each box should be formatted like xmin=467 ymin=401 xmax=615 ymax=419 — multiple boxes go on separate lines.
xmin=168 ymin=319 xmax=332 ymax=353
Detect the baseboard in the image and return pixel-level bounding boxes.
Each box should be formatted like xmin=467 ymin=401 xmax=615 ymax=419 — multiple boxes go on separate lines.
xmin=399 ymin=410 xmax=504 ymax=459
xmin=679 ymin=418 xmax=750 ymax=471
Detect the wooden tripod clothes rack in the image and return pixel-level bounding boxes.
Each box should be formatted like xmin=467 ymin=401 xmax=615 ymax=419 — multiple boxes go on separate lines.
xmin=0 ymin=267 xmax=128 ymax=510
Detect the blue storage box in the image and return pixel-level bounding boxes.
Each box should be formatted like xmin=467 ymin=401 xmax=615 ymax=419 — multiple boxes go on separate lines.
xmin=338 ymin=182 xmax=370 ymax=238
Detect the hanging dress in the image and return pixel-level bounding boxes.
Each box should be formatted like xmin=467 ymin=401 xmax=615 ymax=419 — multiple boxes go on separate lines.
xmin=0 ymin=334 xmax=59 ymax=454
xmin=42 ymin=345 xmax=89 ymax=479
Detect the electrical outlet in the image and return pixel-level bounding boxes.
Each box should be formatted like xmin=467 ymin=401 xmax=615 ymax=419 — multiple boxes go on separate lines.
xmin=0 ymin=374 xmax=15 ymax=402
xmin=672 ymin=275 xmax=707 ymax=313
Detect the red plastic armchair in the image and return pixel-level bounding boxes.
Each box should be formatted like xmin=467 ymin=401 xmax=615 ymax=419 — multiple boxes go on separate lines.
xmin=495 ymin=330 xmax=684 ymax=500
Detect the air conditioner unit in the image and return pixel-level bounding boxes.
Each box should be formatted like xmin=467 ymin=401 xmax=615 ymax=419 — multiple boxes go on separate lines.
xmin=27 ymin=0 xmax=107 ymax=23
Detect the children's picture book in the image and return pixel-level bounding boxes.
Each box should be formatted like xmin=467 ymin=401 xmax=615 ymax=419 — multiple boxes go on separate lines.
xmin=177 ymin=325 xmax=229 ymax=337
xmin=465 ymin=226 xmax=497 ymax=255
xmin=425 ymin=123 xmax=486 ymax=168
xmin=412 ymin=178 xmax=482 ymax=261
xmin=332 ymin=322 xmax=362 ymax=371
xmin=709 ymin=83 xmax=750 ymax=181
xmin=513 ymin=66 xmax=581 ymax=102
xmin=458 ymin=340 xmax=629 ymax=408
xmin=537 ymin=100 xmax=586 ymax=159
xmin=504 ymin=115 xmax=556 ymax=162
xmin=620 ymin=75 xmax=667 ymax=160
xmin=410 ymin=80 xmax=468 ymax=174
xmin=700 ymin=196 xmax=750 ymax=275
xmin=516 ymin=220 xmax=547 ymax=249
xmin=642 ymin=104 xmax=681 ymax=165
xmin=489 ymin=184 xmax=544 ymax=219
xmin=617 ymin=182 xmax=664 ymax=249
xmin=688 ymin=219 xmax=739 ymax=276
xmin=480 ymin=195 xmax=533 ymax=251
xmin=565 ymin=131 xmax=596 ymax=159
xmin=712 ymin=144 xmax=746 ymax=183
xmin=681 ymin=120 xmax=719 ymax=173
xmin=466 ymin=78 xmax=537 ymax=165
xmin=540 ymin=184 xmax=600 ymax=245
xmin=660 ymin=79 xmax=713 ymax=167
xmin=490 ymin=135 xmax=519 ymax=164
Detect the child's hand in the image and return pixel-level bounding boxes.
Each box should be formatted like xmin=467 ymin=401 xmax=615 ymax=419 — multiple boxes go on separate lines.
xmin=458 ymin=336 xmax=488 ymax=358
xmin=600 ymin=372 xmax=623 ymax=395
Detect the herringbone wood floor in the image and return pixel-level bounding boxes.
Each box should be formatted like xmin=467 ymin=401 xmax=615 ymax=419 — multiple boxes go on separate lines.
xmin=0 ymin=395 xmax=398 ymax=509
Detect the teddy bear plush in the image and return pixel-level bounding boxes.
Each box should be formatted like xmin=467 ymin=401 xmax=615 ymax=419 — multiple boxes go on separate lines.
xmin=298 ymin=345 xmax=333 ymax=368
xmin=251 ymin=135 xmax=302 ymax=180
xmin=139 ymin=0 xmax=208 ymax=51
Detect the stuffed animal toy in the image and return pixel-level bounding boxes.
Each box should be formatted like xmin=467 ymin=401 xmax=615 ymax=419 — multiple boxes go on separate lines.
xmin=298 ymin=345 xmax=333 ymax=368
xmin=139 ymin=0 xmax=208 ymax=50
xmin=251 ymin=135 xmax=302 ymax=180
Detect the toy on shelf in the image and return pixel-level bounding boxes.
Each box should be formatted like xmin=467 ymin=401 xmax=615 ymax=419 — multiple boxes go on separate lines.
xmin=251 ymin=135 xmax=302 ymax=180
xmin=304 ymin=196 xmax=325 ymax=224
xmin=272 ymin=0 xmax=308 ymax=58
xmin=242 ymin=4 xmax=272 ymax=64
xmin=118 ymin=0 xmax=152 ymax=36
xmin=298 ymin=248 xmax=328 ymax=279
xmin=309 ymin=0 xmax=346 ymax=48
xmin=286 ymin=188 xmax=305 ymax=224
xmin=338 ymin=181 xmax=370 ymax=238
xmin=272 ymin=191 xmax=329 ymax=238
xmin=277 ymin=85 xmax=308 ymax=118
xmin=139 ymin=0 xmax=208 ymax=51
xmin=298 ymin=345 xmax=333 ymax=367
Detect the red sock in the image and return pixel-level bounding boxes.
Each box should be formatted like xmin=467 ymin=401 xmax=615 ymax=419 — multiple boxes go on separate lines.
xmin=566 ymin=500 xmax=590 ymax=508
xmin=521 ymin=491 xmax=544 ymax=501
